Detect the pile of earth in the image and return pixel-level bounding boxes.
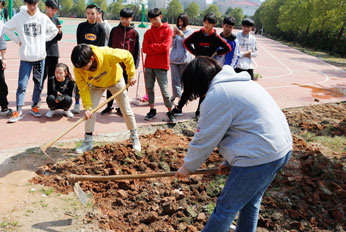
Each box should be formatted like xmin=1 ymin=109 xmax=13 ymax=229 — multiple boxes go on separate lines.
xmin=32 ymin=102 xmax=346 ymax=231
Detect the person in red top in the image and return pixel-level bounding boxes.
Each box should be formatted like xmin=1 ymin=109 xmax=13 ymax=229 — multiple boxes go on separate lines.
xmin=142 ymin=8 xmax=176 ymax=124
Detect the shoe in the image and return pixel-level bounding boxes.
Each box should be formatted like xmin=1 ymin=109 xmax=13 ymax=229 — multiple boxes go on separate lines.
xmin=45 ymin=109 xmax=55 ymax=118
xmin=167 ymin=111 xmax=177 ymax=125
xmin=0 ymin=108 xmax=13 ymax=117
xmin=30 ymin=106 xmax=42 ymax=118
xmin=130 ymin=130 xmax=141 ymax=152
xmin=115 ymin=107 xmax=123 ymax=117
xmin=144 ymin=109 xmax=156 ymax=121
xmin=171 ymin=107 xmax=183 ymax=116
xmin=72 ymin=103 xmax=80 ymax=114
xmin=101 ymin=106 xmax=113 ymax=115
xmin=8 ymin=111 xmax=23 ymax=123
xmin=75 ymin=134 xmax=93 ymax=154
xmin=64 ymin=110 xmax=74 ymax=118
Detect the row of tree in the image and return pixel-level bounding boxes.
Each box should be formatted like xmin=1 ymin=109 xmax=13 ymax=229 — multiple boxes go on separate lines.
xmin=253 ymin=0 xmax=345 ymax=56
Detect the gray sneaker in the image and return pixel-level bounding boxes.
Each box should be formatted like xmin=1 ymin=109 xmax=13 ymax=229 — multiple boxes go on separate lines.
xmin=72 ymin=103 xmax=80 ymax=114
xmin=0 ymin=108 xmax=13 ymax=117
xmin=130 ymin=130 xmax=141 ymax=152
xmin=30 ymin=106 xmax=42 ymax=118
xmin=75 ymin=134 xmax=93 ymax=154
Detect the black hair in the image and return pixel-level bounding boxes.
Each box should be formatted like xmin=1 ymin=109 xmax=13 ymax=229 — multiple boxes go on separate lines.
xmin=176 ymin=13 xmax=189 ymax=28
xmin=71 ymin=44 xmax=93 ymax=68
xmin=45 ymin=0 xmax=59 ymax=9
xmin=97 ymin=8 xmax=104 ymax=20
xmin=182 ymin=57 xmax=222 ymax=101
xmin=242 ymin=18 xmax=254 ymax=27
xmin=86 ymin=4 xmax=98 ymax=10
xmin=0 ymin=0 xmax=5 ymax=7
xmin=223 ymin=16 xmax=236 ymax=26
xmin=148 ymin=8 xmax=161 ymax=18
xmin=120 ymin=7 xmax=133 ymax=18
xmin=24 ymin=0 xmax=39 ymax=4
xmin=56 ymin=63 xmax=73 ymax=80
xmin=203 ymin=13 xmax=217 ymax=24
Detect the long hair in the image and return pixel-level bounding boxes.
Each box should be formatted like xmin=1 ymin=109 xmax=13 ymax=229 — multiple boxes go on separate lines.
xmin=182 ymin=57 xmax=222 ymax=101
xmin=56 ymin=63 xmax=73 ymax=81
xmin=176 ymin=13 xmax=189 ymax=28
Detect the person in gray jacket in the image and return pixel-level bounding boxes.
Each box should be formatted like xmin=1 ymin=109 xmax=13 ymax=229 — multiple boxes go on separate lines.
xmin=175 ymin=57 xmax=292 ymax=232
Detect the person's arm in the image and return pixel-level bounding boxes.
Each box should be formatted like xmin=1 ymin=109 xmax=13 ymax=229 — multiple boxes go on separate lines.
xmin=4 ymin=17 xmax=20 ymax=44
xmin=65 ymin=80 xmax=75 ymax=97
xmin=231 ymin=39 xmax=240 ymax=69
xmin=55 ymin=19 xmax=63 ymax=41
xmin=76 ymin=24 xmax=82 ymax=45
xmin=107 ymin=28 xmax=115 ymax=47
xmin=145 ymin=28 xmax=172 ymax=54
xmin=1 ymin=49 xmax=6 ymax=70
xmin=45 ymin=16 xmax=59 ymax=42
xmin=215 ymin=35 xmax=231 ymax=56
xmin=109 ymin=47 xmax=135 ymax=81
xmin=142 ymin=31 xmax=153 ymax=55
xmin=250 ymin=37 xmax=258 ymax=58
xmin=183 ymin=31 xmax=197 ymax=55
xmin=0 ymin=27 xmax=7 ymax=68
xmin=134 ymin=31 xmax=140 ymax=69
xmin=73 ymin=68 xmax=92 ymax=110
xmin=96 ymin=26 xmax=106 ymax=46
xmin=47 ymin=76 xmax=56 ymax=96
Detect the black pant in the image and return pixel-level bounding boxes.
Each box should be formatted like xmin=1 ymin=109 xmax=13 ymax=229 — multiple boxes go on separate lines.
xmin=177 ymin=91 xmax=205 ymax=113
xmin=46 ymin=95 xmax=72 ymax=111
xmin=106 ymin=71 xmax=128 ymax=108
xmin=0 ymin=60 xmax=8 ymax=110
xmin=42 ymin=56 xmax=59 ymax=88
xmin=235 ymin=68 xmax=254 ymax=80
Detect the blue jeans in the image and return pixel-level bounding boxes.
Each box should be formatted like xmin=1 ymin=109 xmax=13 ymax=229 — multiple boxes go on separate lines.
xmin=170 ymin=63 xmax=187 ymax=99
xmin=16 ymin=60 xmax=45 ymax=107
xmin=203 ymin=151 xmax=292 ymax=232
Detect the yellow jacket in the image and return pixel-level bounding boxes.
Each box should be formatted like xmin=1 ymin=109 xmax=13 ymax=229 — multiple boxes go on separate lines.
xmin=73 ymin=45 xmax=135 ymax=110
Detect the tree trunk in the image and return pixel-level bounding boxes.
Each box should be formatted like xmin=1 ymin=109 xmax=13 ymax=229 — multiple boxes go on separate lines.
xmin=315 ymin=18 xmax=325 ymax=49
xmin=332 ymin=22 xmax=344 ymax=54
xmin=294 ymin=27 xmax=299 ymax=44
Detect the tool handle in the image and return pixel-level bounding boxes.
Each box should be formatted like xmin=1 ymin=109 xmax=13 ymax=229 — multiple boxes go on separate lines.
xmin=69 ymin=168 xmax=219 ymax=182
xmin=41 ymin=83 xmax=130 ymax=151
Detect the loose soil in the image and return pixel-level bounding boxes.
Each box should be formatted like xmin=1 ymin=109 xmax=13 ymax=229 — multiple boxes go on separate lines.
xmin=1 ymin=102 xmax=345 ymax=231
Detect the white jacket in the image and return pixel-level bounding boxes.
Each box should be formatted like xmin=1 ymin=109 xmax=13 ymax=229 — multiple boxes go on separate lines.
xmin=236 ymin=31 xmax=257 ymax=70
xmin=5 ymin=6 xmax=58 ymax=61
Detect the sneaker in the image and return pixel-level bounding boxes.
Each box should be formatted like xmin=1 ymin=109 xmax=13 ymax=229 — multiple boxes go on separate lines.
xmin=144 ymin=109 xmax=156 ymax=121
xmin=72 ymin=103 xmax=80 ymax=114
xmin=30 ymin=106 xmax=42 ymax=118
xmin=130 ymin=130 xmax=141 ymax=152
xmin=167 ymin=111 xmax=177 ymax=125
xmin=8 ymin=111 xmax=23 ymax=123
xmin=101 ymin=106 xmax=113 ymax=115
xmin=115 ymin=107 xmax=123 ymax=117
xmin=75 ymin=134 xmax=93 ymax=154
xmin=0 ymin=108 xmax=13 ymax=117
xmin=171 ymin=107 xmax=183 ymax=116
xmin=45 ymin=109 xmax=55 ymax=118
xmin=64 ymin=110 xmax=74 ymax=118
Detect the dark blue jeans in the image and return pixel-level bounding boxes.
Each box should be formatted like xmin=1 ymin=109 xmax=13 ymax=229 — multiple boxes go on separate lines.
xmin=203 ymin=151 xmax=292 ymax=232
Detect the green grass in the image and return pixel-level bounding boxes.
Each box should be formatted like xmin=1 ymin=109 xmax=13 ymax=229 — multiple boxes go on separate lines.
xmin=0 ymin=220 xmax=19 ymax=229
xmin=203 ymin=203 xmax=216 ymax=215
xmin=206 ymin=175 xmax=227 ymax=197
xmin=40 ymin=187 xmax=55 ymax=196
xmin=313 ymin=136 xmax=346 ymax=153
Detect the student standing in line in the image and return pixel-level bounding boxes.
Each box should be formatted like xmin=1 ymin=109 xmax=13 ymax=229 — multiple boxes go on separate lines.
xmin=235 ymin=18 xmax=258 ymax=80
xmin=0 ymin=0 xmax=12 ymax=117
xmin=101 ymin=7 xmax=140 ymax=117
xmin=175 ymin=57 xmax=292 ymax=232
xmin=171 ymin=13 xmax=231 ymax=118
xmin=5 ymin=0 xmax=58 ymax=123
xmin=71 ymin=44 xmax=141 ymax=154
xmin=73 ymin=3 xmax=106 ymax=114
xmin=45 ymin=63 xmax=75 ymax=118
xmin=169 ymin=13 xmax=193 ymax=109
xmin=96 ymin=8 xmax=111 ymax=46
xmin=214 ymin=16 xmax=240 ymax=68
xmin=142 ymin=8 xmax=176 ymax=124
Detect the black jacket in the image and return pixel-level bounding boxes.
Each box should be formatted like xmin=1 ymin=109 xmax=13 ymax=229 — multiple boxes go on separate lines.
xmin=76 ymin=21 xmax=106 ymax=46
xmin=184 ymin=28 xmax=231 ymax=57
xmin=47 ymin=76 xmax=75 ymax=97
xmin=46 ymin=17 xmax=62 ymax=57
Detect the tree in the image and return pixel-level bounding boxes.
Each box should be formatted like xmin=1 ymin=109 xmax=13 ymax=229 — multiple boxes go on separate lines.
xmin=93 ymin=0 xmax=107 ymax=11
xmin=60 ymin=0 xmax=73 ymax=17
xmin=107 ymin=1 xmax=122 ymax=19
xmin=126 ymin=4 xmax=141 ymax=21
xmin=71 ymin=0 xmax=86 ymax=18
xmin=200 ymin=4 xmax=221 ymax=18
xmin=185 ymin=2 xmax=199 ymax=25
xmin=226 ymin=8 xmax=243 ymax=28
xmin=38 ymin=0 xmax=45 ymax=12
xmin=166 ymin=0 xmax=183 ymax=24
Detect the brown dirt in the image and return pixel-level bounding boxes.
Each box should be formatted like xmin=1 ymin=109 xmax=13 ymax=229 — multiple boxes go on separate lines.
xmin=1 ymin=102 xmax=345 ymax=231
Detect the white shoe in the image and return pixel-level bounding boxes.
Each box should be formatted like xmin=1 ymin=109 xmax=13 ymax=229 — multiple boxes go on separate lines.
xmin=75 ymin=134 xmax=93 ymax=154
xmin=72 ymin=103 xmax=80 ymax=114
xmin=8 ymin=111 xmax=23 ymax=123
xmin=64 ymin=110 xmax=74 ymax=118
xmin=130 ymin=130 xmax=141 ymax=152
xmin=45 ymin=109 xmax=55 ymax=118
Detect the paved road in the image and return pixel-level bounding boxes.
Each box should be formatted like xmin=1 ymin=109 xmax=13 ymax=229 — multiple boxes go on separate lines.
xmin=0 ymin=18 xmax=345 ymax=151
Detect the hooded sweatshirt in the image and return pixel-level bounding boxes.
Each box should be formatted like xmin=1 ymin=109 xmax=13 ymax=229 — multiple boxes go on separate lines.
xmin=4 ymin=6 xmax=58 ymax=62
xmin=169 ymin=27 xmax=193 ymax=64
xmin=73 ymin=45 xmax=135 ymax=110
xmin=183 ymin=65 xmax=292 ymax=172
xmin=142 ymin=22 xmax=172 ymax=70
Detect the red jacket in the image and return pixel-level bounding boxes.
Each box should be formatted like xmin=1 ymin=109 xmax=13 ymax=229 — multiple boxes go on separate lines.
xmin=143 ymin=23 xmax=172 ymax=70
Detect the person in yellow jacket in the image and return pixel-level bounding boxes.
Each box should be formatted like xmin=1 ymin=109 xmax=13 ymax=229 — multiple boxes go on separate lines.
xmin=71 ymin=44 xmax=141 ymax=153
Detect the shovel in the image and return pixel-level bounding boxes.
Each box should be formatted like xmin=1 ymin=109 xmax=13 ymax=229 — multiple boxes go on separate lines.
xmin=70 ymin=168 xmax=219 ymax=205
xmin=40 ymin=83 xmax=130 ymax=162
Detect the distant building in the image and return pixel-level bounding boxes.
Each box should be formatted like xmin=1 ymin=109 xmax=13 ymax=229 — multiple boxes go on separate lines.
xmin=215 ymin=0 xmax=261 ymax=16
xmin=148 ymin=0 xmax=171 ymax=9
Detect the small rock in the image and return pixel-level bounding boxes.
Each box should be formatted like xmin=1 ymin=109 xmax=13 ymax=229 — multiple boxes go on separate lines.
xmin=186 ymin=225 xmax=198 ymax=232
xmin=291 ymin=221 xmax=304 ymax=231
xmin=197 ymin=212 xmax=206 ymax=221
xmin=141 ymin=211 xmax=158 ymax=224
xmin=117 ymin=189 xmax=128 ymax=198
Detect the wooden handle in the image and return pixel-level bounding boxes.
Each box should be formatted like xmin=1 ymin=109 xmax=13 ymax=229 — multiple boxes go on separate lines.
xmin=69 ymin=168 xmax=219 ymax=182
xmin=40 ymin=83 xmax=130 ymax=152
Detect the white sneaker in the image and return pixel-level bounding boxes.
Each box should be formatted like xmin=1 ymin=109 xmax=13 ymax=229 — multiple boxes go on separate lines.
xmin=8 ymin=111 xmax=23 ymax=123
xmin=130 ymin=130 xmax=141 ymax=152
xmin=72 ymin=103 xmax=80 ymax=114
xmin=64 ymin=110 xmax=74 ymax=118
xmin=75 ymin=134 xmax=93 ymax=154
xmin=45 ymin=109 xmax=55 ymax=118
